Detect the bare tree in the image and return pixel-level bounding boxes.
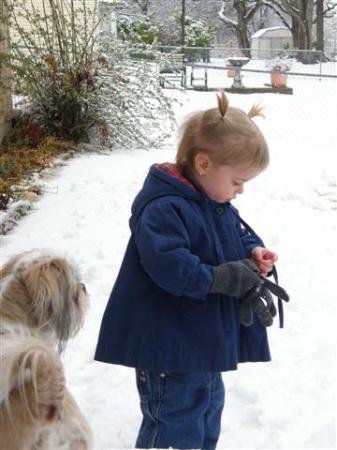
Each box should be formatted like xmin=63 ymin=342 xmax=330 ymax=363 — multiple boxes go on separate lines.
xmin=250 ymin=4 xmax=279 ymax=32
xmin=315 ymin=0 xmax=337 ymax=54
xmin=263 ymin=0 xmax=337 ymax=61
xmin=262 ymin=1 xmax=316 ymax=61
xmin=218 ymin=0 xmax=263 ymax=56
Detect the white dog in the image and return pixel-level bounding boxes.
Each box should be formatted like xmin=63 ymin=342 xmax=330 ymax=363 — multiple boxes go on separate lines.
xmin=0 ymin=249 xmax=92 ymax=450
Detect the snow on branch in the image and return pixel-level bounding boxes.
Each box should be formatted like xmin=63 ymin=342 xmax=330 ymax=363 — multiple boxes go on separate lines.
xmin=218 ymin=2 xmax=238 ymax=28
xmin=245 ymin=0 xmax=264 ymax=21
xmin=263 ymin=0 xmax=301 ymax=18
xmin=323 ymin=1 xmax=337 ymax=16
xmin=262 ymin=1 xmax=291 ymax=28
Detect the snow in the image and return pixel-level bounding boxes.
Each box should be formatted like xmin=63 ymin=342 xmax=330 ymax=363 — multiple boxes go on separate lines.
xmin=251 ymin=26 xmax=290 ymax=38
xmin=1 ymin=64 xmax=337 ymax=449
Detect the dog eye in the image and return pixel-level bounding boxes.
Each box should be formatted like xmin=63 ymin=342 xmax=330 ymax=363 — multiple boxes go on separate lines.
xmin=80 ymin=283 xmax=87 ymax=294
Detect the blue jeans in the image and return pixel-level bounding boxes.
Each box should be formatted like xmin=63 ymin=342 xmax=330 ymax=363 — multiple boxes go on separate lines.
xmin=135 ymin=370 xmax=225 ymax=450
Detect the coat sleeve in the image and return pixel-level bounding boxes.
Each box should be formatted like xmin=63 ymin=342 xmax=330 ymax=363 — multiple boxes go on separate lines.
xmin=134 ymin=199 xmax=213 ymax=300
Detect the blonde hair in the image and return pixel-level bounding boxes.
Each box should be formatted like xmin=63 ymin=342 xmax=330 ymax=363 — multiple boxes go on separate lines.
xmin=176 ymin=91 xmax=269 ymax=172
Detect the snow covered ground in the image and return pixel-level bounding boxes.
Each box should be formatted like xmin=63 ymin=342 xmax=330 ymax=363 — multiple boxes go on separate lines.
xmin=1 ymin=67 xmax=337 ymax=449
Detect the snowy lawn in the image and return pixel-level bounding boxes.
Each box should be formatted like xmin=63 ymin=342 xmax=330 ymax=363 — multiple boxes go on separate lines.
xmin=1 ymin=73 xmax=337 ymax=449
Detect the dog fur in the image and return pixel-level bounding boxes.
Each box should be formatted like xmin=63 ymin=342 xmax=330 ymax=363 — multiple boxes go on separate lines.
xmin=0 ymin=250 xmax=92 ymax=450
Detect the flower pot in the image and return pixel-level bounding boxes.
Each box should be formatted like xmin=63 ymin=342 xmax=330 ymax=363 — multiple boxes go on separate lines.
xmin=271 ymin=72 xmax=288 ymax=88
xmin=226 ymin=63 xmax=235 ymax=78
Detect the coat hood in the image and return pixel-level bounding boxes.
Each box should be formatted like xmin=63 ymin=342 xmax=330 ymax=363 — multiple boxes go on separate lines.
xmin=130 ymin=163 xmax=203 ymax=231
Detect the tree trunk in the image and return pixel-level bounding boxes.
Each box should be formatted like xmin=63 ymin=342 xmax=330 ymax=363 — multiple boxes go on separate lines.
xmin=236 ymin=25 xmax=251 ymax=57
xmin=291 ymin=17 xmax=300 ymax=49
xmin=316 ymin=0 xmax=324 ymax=52
xmin=0 ymin=1 xmax=12 ymax=144
xmin=181 ymin=0 xmax=186 ymax=46
xmin=234 ymin=3 xmax=251 ymax=57
xmin=290 ymin=0 xmax=316 ymax=63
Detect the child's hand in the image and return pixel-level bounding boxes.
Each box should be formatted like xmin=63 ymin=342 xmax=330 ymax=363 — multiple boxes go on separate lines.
xmin=251 ymin=247 xmax=278 ymax=277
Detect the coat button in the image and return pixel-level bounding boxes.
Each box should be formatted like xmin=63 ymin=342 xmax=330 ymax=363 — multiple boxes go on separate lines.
xmin=159 ymin=373 xmax=166 ymax=378
xmin=216 ymin=207 xmax=224 ymax=214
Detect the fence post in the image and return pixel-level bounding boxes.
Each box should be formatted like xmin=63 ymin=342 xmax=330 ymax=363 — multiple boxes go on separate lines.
xmin=319 ymin=50 xmax=322 ymax=79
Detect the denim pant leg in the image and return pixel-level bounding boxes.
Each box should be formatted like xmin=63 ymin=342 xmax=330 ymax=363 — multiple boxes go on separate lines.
xmin=135 ymin=370 xmax=225 ymax=450
xmin=135 ymin=370 xmax=163 ymax=449
xmin=202 ymin=373 xmax=225 ymax=450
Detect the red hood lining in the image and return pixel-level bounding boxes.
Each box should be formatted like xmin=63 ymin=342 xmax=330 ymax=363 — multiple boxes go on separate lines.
xmin=155 ymin=162 xmax=197 ymax=192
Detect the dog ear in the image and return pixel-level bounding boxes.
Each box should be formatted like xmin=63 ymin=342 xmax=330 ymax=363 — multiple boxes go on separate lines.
xmin=22 ymin=258 xmax=74 ymax=339
xmin=0 ymin=254 xmax=22 ymax=280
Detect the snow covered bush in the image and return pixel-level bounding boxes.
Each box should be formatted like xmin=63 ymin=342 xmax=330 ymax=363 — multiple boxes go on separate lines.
xmin=117 ymin=15 xmax=161 ymax=46
xmin=1 ymin=0 xmax=175 ymax=147
xmin=94 ymin=37 xmax=176 ymax=148
xmin=1 ymin=0 xmax=102 ymax=141
xmin=175 ymin=16 xmax=213 ymax=62
xmin=184 ymin=16 xmax=213 ymax=49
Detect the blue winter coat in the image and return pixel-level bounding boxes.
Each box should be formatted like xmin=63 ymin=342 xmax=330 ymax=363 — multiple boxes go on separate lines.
xmin=94 ymin=163 xmax=271 ymax=372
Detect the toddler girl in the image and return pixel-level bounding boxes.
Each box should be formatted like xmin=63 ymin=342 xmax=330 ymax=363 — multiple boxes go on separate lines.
xmin=95 ymin=91 xmax=288 ymax=450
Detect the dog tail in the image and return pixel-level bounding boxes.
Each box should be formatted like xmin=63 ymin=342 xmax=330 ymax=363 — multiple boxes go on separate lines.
xmin=0 ymin=330 xmax=65 ymax=422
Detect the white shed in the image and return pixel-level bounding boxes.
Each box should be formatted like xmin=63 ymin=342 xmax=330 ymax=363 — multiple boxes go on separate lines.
xmin=251 ymin=27 xmax=292 ymax=59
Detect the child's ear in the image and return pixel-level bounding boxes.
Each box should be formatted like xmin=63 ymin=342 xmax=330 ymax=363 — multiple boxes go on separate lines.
xmin=194 ymin=152 xmax=211 ymax=175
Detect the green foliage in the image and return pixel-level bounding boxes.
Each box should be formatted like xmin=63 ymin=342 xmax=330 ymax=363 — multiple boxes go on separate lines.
xmin=174 ymin=15 xmax=213 ymax=62
xmin=174 ymin=15 xmax=213 ymax=47
xmin=277 ymin=42 xmax=292 ymax=58
xmin=118 ymin=16 xmax=161 ymax=46
xmin=183 ymin=16 xmax=213 ymax=48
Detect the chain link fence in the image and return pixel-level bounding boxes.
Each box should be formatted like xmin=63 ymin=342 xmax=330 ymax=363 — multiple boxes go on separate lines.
xmin=155 ymin=45 xmax=336 ymax=91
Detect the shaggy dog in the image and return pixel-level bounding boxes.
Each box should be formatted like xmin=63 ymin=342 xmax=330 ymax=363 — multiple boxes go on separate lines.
xmin=0 ymin=249 xmax=92 ymax=450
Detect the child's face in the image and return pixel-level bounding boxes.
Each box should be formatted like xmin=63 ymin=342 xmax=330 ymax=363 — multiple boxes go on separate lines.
xmin=196 ymin=160 xmax=259 ymax=203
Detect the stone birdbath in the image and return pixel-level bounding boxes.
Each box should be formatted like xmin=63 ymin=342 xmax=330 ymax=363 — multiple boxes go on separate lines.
xmin=227 ymin=57 xmax=250 ymax=88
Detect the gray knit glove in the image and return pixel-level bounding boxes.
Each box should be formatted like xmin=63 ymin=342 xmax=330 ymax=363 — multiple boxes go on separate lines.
xmin=209 ymin=259 xmax=263 ymax=298
xmin=209 ymin=259 xmax=289 ymax=327
xmin=240 ymin=278 xmax=289 ymax=327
